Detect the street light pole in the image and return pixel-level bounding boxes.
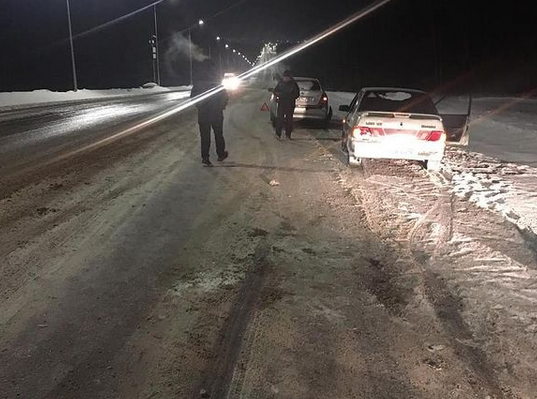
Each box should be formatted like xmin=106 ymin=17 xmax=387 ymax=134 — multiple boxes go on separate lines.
xmin=66 ymin=0 xmax=78 ymax=91
xmin=150 ymin=36 xmax=157 ymax=83
xmin=153 ymin=5 xmax=161 ymax=85
xmin=188 ymin=27 xmax=193 ymax=86
xmin=188 ymin=20 xmax=205 ymax=86
xmin=216 ymin=37 xmax=223 ymax=74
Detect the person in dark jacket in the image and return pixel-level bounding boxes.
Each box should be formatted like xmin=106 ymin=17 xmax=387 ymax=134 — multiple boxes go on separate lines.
xmin=273 ymin=70 xmax=300 ymax=139
xmin=191 ymin=60 xmax=229 ymax=167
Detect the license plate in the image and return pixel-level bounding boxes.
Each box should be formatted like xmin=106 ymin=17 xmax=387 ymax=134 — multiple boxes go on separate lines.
xmin=393 ymin=149 xmax=414 ymax=157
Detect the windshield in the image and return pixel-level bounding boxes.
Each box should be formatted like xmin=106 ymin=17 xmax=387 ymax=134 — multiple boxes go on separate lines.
xmin=358 ymin=90 xmax=438 ymax=114
xmin=296 ymin=80 xmax=321 ymax=91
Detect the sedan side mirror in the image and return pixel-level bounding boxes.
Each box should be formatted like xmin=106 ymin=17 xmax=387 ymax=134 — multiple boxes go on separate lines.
xmin=339 ymin=105 xmax=350 ymax=112
xmin=268 ymin=88 xmax=274 ymax=92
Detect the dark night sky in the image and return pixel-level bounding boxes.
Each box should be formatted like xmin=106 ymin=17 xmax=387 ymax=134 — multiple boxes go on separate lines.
xmin=1 ymin=0 xmax=535 ymax=93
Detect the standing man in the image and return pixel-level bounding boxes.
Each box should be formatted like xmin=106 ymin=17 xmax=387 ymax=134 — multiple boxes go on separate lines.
xmin=191 ymin=60 xmax=229 ymax=167
xmin=274 ymin=70 xmax=300 ymax=139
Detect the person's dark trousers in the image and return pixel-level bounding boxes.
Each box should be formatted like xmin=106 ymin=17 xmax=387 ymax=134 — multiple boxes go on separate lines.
xmin=198 ymin=108 xmax=226 ymax=160
xmin=276 ymin=102 xmax=295 ymax=137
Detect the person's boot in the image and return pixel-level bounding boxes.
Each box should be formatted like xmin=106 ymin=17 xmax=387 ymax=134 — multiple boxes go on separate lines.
xmin=217 ymin=151 xmax=229 ymax=162
xmin=202 ymin=158 xmax=213 ymax=167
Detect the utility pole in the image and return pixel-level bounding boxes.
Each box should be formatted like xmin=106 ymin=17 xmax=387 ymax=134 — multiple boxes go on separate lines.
xmin=153 ymin=5 xmax=161 ymax=85
xmin=66 ymin=0 xmax=78 ymax=91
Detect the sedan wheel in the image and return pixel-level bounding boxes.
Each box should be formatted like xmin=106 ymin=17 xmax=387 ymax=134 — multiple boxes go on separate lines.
xmin=426 ymin=160 xmax=442 ymax=171
xmin=347 ymin=151 xmax=362 ymax=168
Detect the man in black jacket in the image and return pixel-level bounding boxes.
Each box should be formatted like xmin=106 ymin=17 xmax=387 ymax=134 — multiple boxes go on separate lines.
xmin=191 ymin=60 xmax=229 ymax=167
xmin=273 ymin=70 xmax=300 ymax=139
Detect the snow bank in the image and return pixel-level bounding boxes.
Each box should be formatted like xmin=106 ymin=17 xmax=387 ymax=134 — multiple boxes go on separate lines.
xmin=0 ymin=85 xmax=192 ymax=110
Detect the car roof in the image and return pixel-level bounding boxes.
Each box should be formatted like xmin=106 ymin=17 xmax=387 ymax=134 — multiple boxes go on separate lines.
xmin=360 ymin=87 xmax=427 ymax=94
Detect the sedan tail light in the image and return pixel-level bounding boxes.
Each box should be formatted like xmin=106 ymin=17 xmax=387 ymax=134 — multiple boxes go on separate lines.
xmin=351 ymin=126 xmax=372 ymax=137
xmin=417 ymin=130 xmax=446 ymax=141
xmin=427 ymin=130 xmax=446 ymax=142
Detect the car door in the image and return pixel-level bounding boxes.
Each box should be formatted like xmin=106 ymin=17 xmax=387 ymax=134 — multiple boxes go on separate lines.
xmin=343 ymin=91 xmax=364 ymax=139
xmin=436 ymin=95 xmax=472 ymax=146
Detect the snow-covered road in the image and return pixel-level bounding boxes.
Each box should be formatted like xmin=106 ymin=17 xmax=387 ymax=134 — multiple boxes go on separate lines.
xmin=1 ymin=89 xmax=536 ymax=397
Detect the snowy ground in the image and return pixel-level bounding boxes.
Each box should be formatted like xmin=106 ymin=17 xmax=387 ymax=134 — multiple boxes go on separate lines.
xmin=0 ymin=85 xmax=191 ymax=110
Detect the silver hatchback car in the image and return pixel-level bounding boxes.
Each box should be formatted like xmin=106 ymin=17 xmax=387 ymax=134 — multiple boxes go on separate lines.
xmin=270 ymin=77 xmax=333 ymax=126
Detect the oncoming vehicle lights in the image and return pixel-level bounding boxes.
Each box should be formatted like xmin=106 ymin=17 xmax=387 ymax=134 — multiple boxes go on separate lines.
xmin=222 ymin=73 xmax=240 ymax=91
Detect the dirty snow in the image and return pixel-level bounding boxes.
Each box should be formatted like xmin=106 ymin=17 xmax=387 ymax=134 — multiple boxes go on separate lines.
xmin=444 ymin=149 xmax=537 ymax=235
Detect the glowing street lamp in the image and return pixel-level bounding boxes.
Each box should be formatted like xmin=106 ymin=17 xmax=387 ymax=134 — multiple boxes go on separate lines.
xmin=216 ymin=36 xmax=221 ymax=41
xmin=198 ymin=19 xmax=204 ymax=26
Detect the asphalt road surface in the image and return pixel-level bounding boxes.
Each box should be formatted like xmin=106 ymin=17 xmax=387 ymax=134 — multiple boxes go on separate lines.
xmin=1 ymin=90 xmax=536 ymax=398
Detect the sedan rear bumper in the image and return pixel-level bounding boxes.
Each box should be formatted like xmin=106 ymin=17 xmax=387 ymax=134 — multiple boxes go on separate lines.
xmin=349 ymin=138 xmax=445 ymax=162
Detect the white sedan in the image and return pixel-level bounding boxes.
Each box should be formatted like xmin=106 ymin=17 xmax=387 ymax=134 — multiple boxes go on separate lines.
xmin=340 ymin=87 xmax=450 ymax=171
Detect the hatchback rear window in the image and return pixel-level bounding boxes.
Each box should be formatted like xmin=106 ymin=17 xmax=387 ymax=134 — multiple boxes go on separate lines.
xmin=297 ymin=80 xmax=321 ymax=91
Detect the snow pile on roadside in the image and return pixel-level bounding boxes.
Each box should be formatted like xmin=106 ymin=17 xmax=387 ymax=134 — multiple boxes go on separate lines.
xmin=0 ymin=85 xmax=191 ymax=110
xmin=444 ymin=148 xmax=537 ymax=235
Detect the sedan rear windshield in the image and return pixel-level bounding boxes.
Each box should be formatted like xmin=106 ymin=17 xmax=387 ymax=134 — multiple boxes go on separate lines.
xmin=297 ymin=80 xmax=321 ymax=91
xmin=358 ymin=91 xmax=438 ymax=114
